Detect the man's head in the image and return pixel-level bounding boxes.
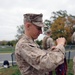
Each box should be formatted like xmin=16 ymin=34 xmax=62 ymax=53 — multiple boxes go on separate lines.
xmin=45 ymin=29 xmax=52 ymax=36
xmin=23 ymin=13 xmax=45 ymax=39
xmin=24 ymin=13 xmax=45 ymax=27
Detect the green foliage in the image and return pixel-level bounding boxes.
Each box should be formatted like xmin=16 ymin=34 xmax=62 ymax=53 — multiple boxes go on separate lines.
xmin=15 ymin=10 xmax=75 ymax=44
xmin=51 ymin=16 xmax=73 ymax=44
xmin=7 ymin=42 xmax=13 ymax=46
xmin=12 ymin=69 xmax=21 ymax=75
xmin=16 ymin=25 xmax=24 ymax=39
xmin=44 ymin=19 xmax=52 ymax=32
xmin=0 ymin=46 xmax=15 ymax=53
xmin=0 ymin=40 xmax=17 ymax=47
xmin=35 ymin=40 xmax=42 ymax=48
xmin=9 ymin=40 xmax=18 ymax=47
xmin=36 ymin=40 xmax=42 ymax=46
xmin=51 ymin=10 xmax=68 ymax=20
xmin=50 ymin=10 xmax=75 ymax=44
xmin=0 ymin=40 xmax=7 ymax=46
xmin=67 ymin=59 xmax=73 ymax=75
xmin=0 ymin=66 xmax=21 ymax=75
xmin=0 ymin=60 xmax=73 ymax=75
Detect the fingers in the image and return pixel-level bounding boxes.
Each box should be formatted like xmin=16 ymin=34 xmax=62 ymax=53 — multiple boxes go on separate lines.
xmin=56 ymin=37 xmax=66 ymax=46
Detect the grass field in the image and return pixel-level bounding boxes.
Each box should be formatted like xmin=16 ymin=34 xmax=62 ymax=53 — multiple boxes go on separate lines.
xmin=67 ymin=59 xmax=73 ymax=75
xmin=0 ymin=60 xmax=74 ymax=75
xmin=0 ymin=65 xmax=21 ymax=75
xmin=0 ymin=46 xmax=74 ymax=75
xmin=0 ymin=46 xmax=15 ymax=53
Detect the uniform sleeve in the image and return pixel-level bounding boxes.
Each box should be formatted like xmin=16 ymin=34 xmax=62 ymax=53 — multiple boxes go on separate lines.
xmin=17 ymin=43 xmax=65 ymax=72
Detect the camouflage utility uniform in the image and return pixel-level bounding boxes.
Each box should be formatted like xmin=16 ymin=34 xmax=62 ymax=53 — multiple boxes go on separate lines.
xmin=15 ymin=34 xmax=65 ymax=75
xmin=43 ymin=35 xmax=54 ymax=49
xmin=72 ymin=32 xmax=75 ymax=44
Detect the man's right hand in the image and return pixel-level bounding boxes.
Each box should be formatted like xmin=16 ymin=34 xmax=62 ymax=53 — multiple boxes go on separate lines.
xmin=56 ymin=37 xmax=66 ymax=46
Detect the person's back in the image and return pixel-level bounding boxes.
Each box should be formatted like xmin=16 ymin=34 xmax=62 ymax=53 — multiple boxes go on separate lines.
xmin=42 ymin=29 xmax=67 ymax=75
xmin=42 ymin=29 xmax=55 ymax=75
xmin=42 ymin=29 xmax=55 ymax=50
xmin=72 ymin=32 xmax=75 ymax=44
xmin=42 ymin=36 xmax=49 ymax=49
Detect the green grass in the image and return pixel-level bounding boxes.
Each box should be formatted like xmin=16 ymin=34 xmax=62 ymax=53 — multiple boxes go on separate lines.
xmin=52 ymin=59 xmax=73 ymax=75
xmin=0 ymin=60 xmax=73 ymax=75
xmin=67 ymin=59 xmax=73 ymax=75
xmin=0 ymin=66 xmax=21 ymax=75
xmin=0 ymin=46 xmax=15 ymax=53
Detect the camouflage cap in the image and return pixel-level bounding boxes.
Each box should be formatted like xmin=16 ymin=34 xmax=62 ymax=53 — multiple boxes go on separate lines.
xmin=44 ymin=29 xmax=51 ymax=35
xmin=23 ymin=13 xmax=45 ymax=27
xmin=46 ymin=29 xmax=51 ymax=33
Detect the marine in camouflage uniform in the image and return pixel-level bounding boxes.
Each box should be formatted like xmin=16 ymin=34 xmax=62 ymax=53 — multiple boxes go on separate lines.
xmin=42 ymin=29 xmax=55 ymax=50
xmin=72 ymin=32 xmax=75 ymax=75
xmin=42 ymin=29 xmax=55 ymax=75
xmin=71 ymin=32 xmax=75 ymax=45
xmin=15 ymin=13 xmax=66 ymax=75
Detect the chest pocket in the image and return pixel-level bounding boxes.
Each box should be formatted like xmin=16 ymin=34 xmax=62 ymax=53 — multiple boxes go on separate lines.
xmin=29 ymin=43 xmax=40 ymax=49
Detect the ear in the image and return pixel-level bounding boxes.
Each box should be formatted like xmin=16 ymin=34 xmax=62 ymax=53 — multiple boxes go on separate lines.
xmin=25 ymin=22 xmax=31 ymax=28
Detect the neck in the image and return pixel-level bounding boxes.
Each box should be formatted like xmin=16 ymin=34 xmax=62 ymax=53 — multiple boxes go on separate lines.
xmin=25 ymin=31 xmax=34 ymax=41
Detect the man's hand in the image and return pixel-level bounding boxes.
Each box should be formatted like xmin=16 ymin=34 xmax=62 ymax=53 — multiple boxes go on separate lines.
xmin=56 ymin=37 xmax=66 ymax=46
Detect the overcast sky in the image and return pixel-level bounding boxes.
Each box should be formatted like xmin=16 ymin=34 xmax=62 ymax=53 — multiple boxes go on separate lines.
xmin=0 ymin=0 xmax=75 ymax=41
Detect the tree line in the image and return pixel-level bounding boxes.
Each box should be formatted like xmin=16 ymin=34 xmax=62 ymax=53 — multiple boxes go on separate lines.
xmin=0 ymin=40 xmax=18 ymax=47
xmin=1 ymin=10 xmax=75 ymax=46
xmin=16 ymin=10 xmax=75 ymax=45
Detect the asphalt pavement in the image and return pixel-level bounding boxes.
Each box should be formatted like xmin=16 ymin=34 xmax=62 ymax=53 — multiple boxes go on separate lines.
xmin=0 ymin=53 xmax=16 ymax=67
xmin=0 ymin=50 xmax=75 ymax=67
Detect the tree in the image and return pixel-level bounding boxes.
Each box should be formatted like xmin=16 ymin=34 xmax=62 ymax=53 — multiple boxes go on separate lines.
xmin=16 ymin=10 xmax=75 ymax=44
xmin=35 ymin=40 xmax=42 ymax=49
xmin=16 ymin=25 xmax=24 ymax=39
xmin=6 ymin=40 xmax=18 ymax=47
xmin=0 ymin=40 xmax=7 ymax=45
xmin=51 ymin=16 xmax=65 ymax=39
xmin=43 ymin=19 xmax=52 ymax=35
xmin=50 ymin=10 xmax=75 ymax=44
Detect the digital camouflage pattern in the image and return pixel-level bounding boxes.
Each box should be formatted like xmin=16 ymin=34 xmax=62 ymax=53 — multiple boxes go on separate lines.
xmin=71 ymin=32 xmax=75 ymax=44
xmin=42 ymin=36 xmax=55 ymax=49
xmin=15 ymin=34 xmax=65 ymax=75
xmin=23 ymin=13 xmax=45 ymax=27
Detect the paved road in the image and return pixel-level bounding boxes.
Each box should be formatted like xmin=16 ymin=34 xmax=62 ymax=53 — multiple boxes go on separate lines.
xmin=66 ymin=50 xmax=75 ymax=59
xmin=0 ymin=53 xmax=12 ymax=61
xmin=0 ymin=53 xmax=16 ymax=67
xmin=0 ymin=50 xmax=75 ymax=67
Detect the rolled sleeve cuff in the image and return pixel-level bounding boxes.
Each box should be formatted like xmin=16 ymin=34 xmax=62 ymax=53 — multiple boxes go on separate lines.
xmin=56 ymin=44 xmax=65 ymax=55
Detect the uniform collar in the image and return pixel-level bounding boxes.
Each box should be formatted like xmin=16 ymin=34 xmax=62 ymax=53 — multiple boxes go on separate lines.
xmin=23 ymin=34 xmax=34 ymax=43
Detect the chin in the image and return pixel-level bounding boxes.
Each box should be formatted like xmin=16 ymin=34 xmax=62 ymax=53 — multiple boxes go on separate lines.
xmin=34 ymin=37 xmax=37 ymax=39
xmin=34 ymin=36 xmax=38 ymax=39
xmin=33 ymin=35 xmax=39 ymax=39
